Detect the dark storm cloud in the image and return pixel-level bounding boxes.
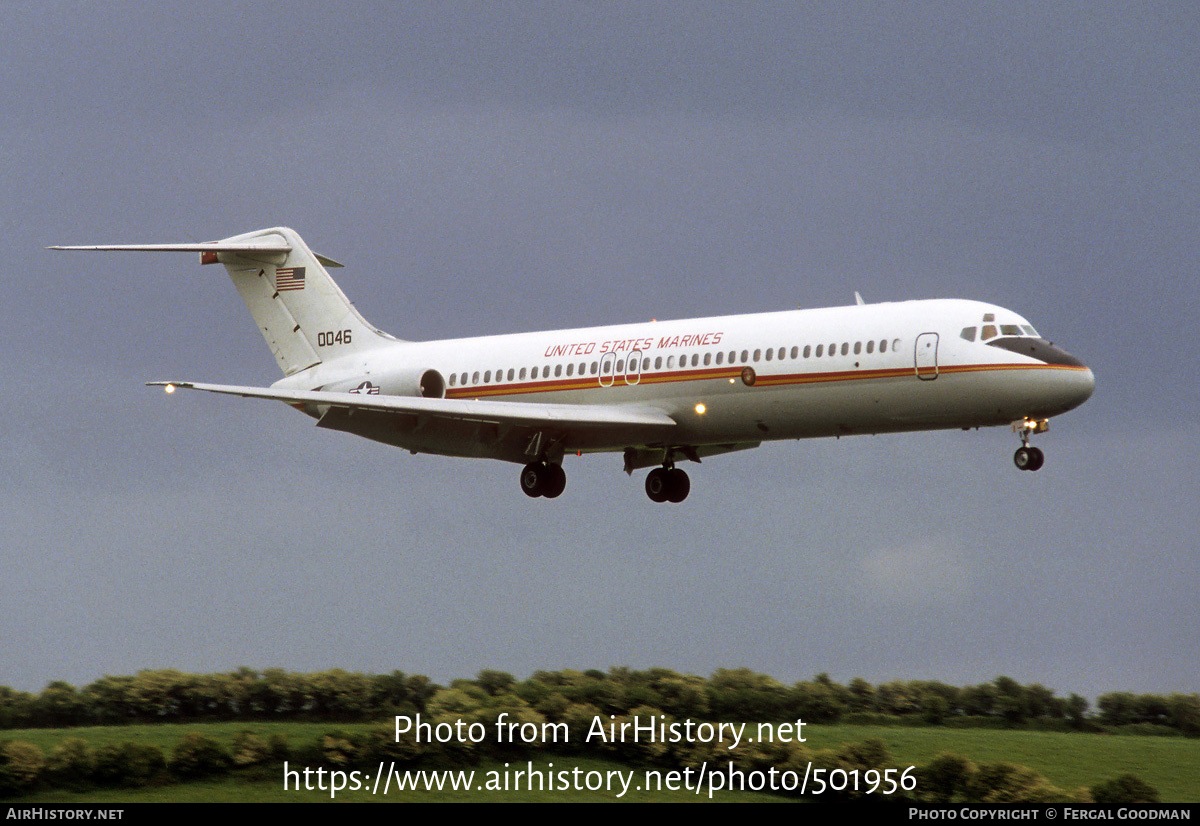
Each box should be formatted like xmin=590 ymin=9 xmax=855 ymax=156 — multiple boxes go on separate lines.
xmin=1 ymin=2 xmax=1196 ymax=699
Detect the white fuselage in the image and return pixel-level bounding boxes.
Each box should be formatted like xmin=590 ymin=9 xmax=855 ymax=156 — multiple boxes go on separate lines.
xmin=275 ymin=298 xmax=1094 ymax=462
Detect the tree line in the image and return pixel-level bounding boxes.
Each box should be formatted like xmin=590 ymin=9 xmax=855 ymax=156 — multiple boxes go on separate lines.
xmin=0 ymin=714 xmax=1161 ymax=803
xmin=1 ymin=667 xmax=1197 ymax=736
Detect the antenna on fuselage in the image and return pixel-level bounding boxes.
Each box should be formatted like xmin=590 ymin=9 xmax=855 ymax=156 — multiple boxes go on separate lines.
xmin=854 ymin=291 xmax=866 ymax=305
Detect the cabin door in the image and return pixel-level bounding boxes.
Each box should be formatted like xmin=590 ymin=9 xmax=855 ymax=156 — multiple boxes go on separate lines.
xmin=915 ymin=332 xmax=939 ymax=380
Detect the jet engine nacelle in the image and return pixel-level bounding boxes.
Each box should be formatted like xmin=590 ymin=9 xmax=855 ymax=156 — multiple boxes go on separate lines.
xmin=339 ymin=367 xmax=445 ymax=399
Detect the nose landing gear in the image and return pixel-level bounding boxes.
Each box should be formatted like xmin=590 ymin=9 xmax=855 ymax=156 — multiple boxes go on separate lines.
xmin=645 ymin=465 xmax=690 ymax=503
xmin=1013 ymin=445 xmax=1044 ymax=471
xmin=1012 ymin=418 xmax=1048 ymax=471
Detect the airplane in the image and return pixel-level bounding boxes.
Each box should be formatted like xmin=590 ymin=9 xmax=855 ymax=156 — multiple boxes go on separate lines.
xmin=51 ymin=226 xmax=1094 ymax=503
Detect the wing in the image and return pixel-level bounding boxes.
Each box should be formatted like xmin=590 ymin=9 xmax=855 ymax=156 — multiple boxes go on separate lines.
xmin=150 ymin=381 xmax=677 ymax=462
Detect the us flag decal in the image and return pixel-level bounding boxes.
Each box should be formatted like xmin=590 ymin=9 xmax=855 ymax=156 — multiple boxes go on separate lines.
xmin=275 ymin=267 xmax=306 ymax=291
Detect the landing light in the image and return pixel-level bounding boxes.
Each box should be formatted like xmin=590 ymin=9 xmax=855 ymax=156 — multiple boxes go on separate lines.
xmin=164 ymin=384 xmax=175 ymax=394
xmin=695 ymin=403 xmax=706 ymax=415
xmin=1013 ymin=417 xmax=1049 ymax=434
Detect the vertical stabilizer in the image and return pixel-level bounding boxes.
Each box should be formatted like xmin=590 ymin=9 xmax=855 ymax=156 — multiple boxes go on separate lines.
xmin=207 ymin=227 xmax=396 ymax=375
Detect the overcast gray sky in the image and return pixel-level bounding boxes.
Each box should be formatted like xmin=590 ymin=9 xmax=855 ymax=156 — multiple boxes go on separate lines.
xmin=2 ymin=2 xmax=1196 ymax=701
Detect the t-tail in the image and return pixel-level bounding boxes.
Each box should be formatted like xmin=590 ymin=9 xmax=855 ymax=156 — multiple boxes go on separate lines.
xmin=51 ymin=227 xmax=398 ymax=376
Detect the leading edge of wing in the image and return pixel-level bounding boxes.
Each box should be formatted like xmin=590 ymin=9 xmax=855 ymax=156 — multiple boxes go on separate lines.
xmin=148 ymin=381 xmax=678 ymax=431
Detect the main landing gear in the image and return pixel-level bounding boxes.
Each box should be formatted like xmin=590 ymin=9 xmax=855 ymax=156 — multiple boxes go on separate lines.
xmin=645 ymin=465 xmax=690 ymax=503
xmin=1013 ymin=418 xmax=1048 ymax=472
xmin=520 ymin=462 xmax=566 ymax=498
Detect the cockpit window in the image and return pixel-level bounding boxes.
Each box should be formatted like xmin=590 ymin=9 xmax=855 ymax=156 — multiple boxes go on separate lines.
xmin=972 ymin=315 xmax=1039 ymax=341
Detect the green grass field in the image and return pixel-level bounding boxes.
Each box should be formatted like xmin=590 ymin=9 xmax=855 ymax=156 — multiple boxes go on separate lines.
xmin=803 ymin=724 xmax=1199 ymax=802
xmin=8 ymin=720 xmax=1199 ymax=803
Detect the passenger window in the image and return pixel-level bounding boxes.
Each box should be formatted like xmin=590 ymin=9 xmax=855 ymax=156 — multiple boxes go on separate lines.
xmin=519 ymin=368 xmax=526 ymax=380
xmin=692 ymin=354 xmax=699 ymax=367
xmin=853 ymin=341 xmax=862 ymax=355
xmin=815 ymin=344 xmax=824 ymax=357
xmin=841 ymin=342 xmax=849 ymax=356
xmin=788 ymin=346 xmax=797 ymax=359
xmin=879 ymin=339 xmax=887 ymax=353
xmin=507 ymin=368 xmax=515 ymax=381
xmin=655 ymin=356 xmax=662 ymax=369
xmin=472 ymin=371 xmax=480 ymax=384
xmin=804 ymin=345 xmax=811 ymax=358
xmin=866 ymin=340 xmax=875 ymax=354
xmin=960 ymin=327 xmax=976 ymax=342
xmin=566 ymin=363 xmax=574 ymax=376
xmin=703 ymin=352 xmax=711 ymax=366
xmin=642 ymin=358 xmax=649 ymax=371
xmin=741 ymin=350 xmax=749 ymax=363
xmin=554 ymin=364 xmax=562 ymax=377
xmin=667 ymin=355 xmax=675 ymax=368
xmin=764 ymin=348 xmax=772 ymax=361
xmin=715 ymin=352 xmax=723 ymax=365
xmin=829 ymin=342 xmax=837 ymax=356
xmin=448 ymin=373 xmax=456 ymax=387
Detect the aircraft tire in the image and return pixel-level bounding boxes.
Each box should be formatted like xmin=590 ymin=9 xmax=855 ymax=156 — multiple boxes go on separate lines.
xmin=520 ymin=463 xmax=546 ymax=497
xmin=665 ymin=468 xmax=690 ymax=503
xmin=1027 ymin=447 xmax=1044 ymax=471
xmin=542 ymin=464 xmax=567 ymax=498
xmin=1014 ymin=446 xmax=1045 ymax=471
xmin=645 ymin=468 xmax=670 ymax=502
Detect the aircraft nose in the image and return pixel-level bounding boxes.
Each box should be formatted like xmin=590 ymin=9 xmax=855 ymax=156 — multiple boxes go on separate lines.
xmin=1057 ymin=363 xmax=1095 ymax=413
xmin=1076 ymin=365 xmax=1096 ymax=404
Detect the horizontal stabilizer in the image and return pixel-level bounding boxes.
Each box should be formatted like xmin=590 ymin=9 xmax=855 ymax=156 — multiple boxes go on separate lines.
xmin=48 ymin=241 xmax=292 ymax=254
xmin=50 ymin=238 xmax=343 ymax=267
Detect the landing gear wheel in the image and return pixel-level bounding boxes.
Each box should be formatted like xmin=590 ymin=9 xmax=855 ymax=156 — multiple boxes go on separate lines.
xmin=521 ymin=462 xmax=567 ymax=498
xmin=520 ymin=463 xmax=546 ymax=497
xmin=665 ymin=468 xmax=690 ymax=503
xmin=542 ymin=463 xmax=567 ymax=498
xmin=645 ymin=467 xmax=670 ymax=502
xmin=1026 ymin=446 xmax=1044 ymax=471
xmin=645 ymin=466 xmax=690 ymax=503
xmin=1014 ymin=446 xmax=1044 ymax=471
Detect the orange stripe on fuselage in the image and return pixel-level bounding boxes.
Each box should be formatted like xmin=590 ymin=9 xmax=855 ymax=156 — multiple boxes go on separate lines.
xmin=443 ymin=362 xmax=1087 ymax=400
